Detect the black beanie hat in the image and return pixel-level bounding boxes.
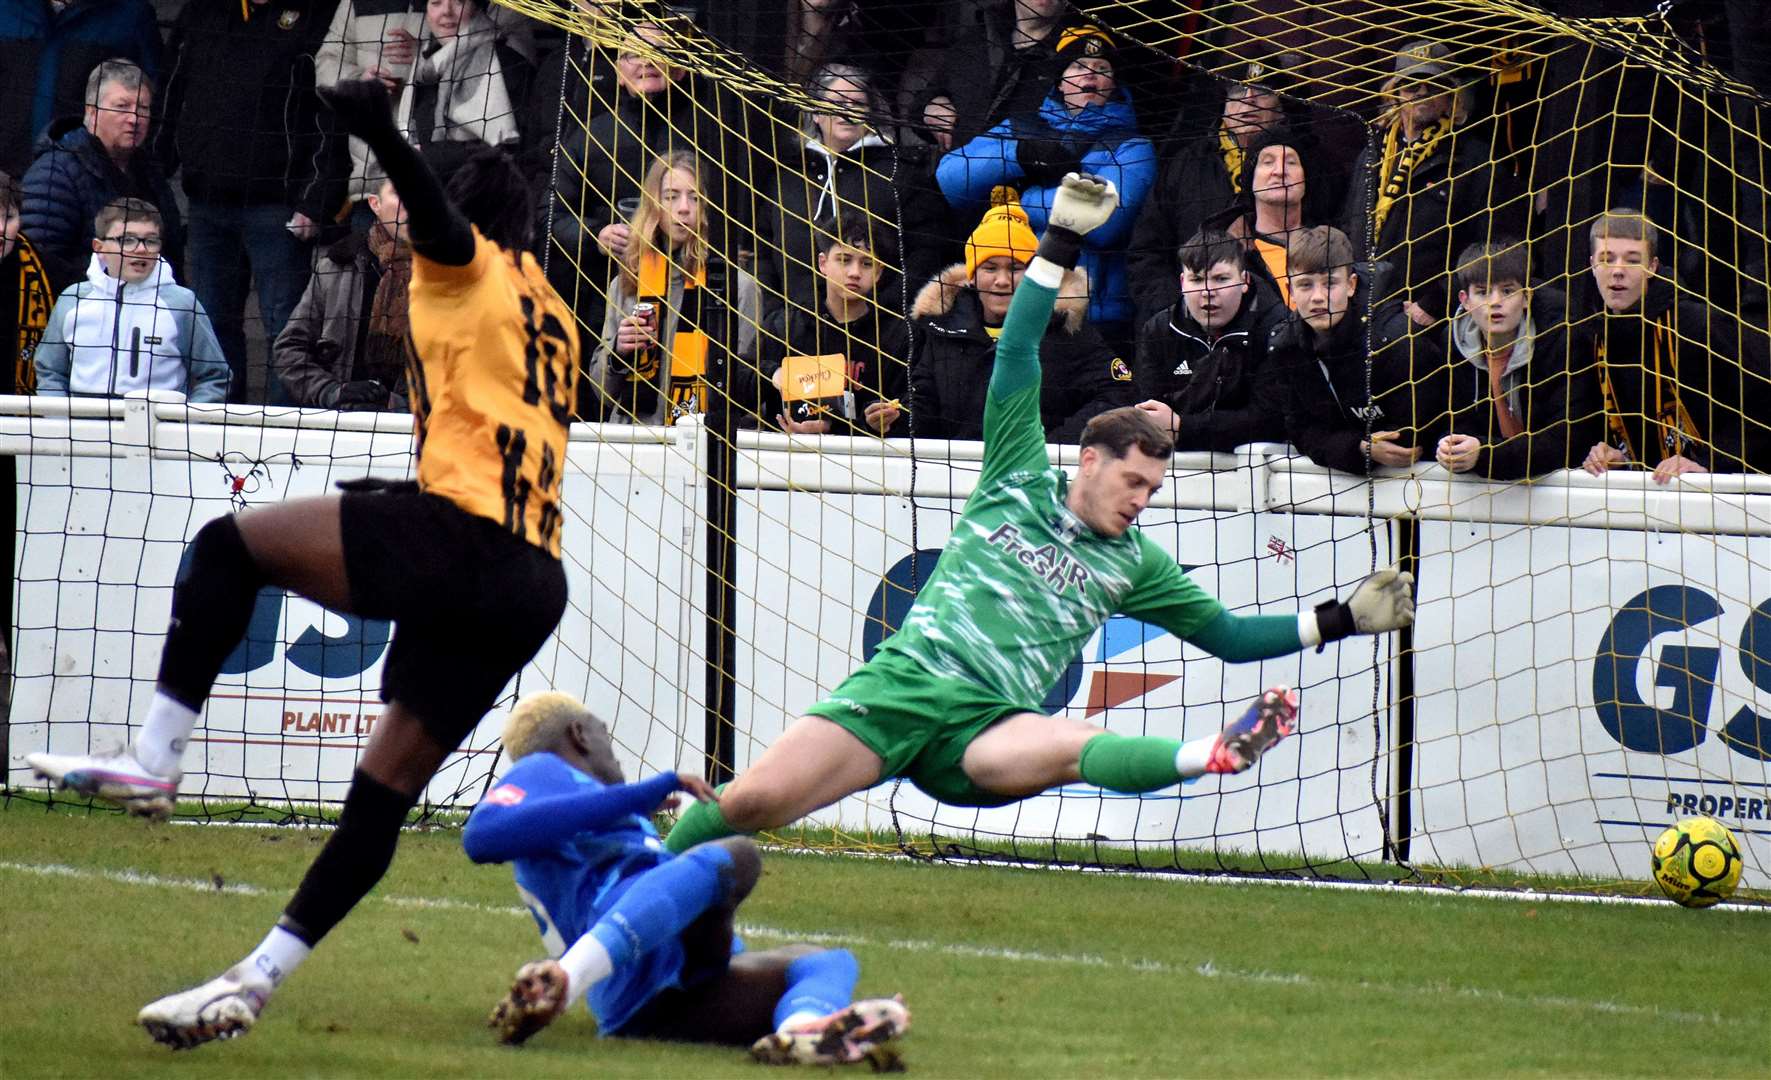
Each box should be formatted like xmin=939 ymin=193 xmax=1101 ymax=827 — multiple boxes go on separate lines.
xmin=1054 ymin=25 xmax=1121 ymax=81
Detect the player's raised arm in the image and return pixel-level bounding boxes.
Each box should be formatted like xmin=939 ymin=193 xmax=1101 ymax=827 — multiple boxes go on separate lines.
xmin=981 ymin=174 xmax=1120 ymax=480
xmin=990 ymin=174 xmax=1120 ymax=399
xmin=319 ymin=78 xmax=475 ymax=266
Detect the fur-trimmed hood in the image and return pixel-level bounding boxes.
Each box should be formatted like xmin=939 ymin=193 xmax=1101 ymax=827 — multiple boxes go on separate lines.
xmin=911 ymin=262 xmax=1092 ymax=334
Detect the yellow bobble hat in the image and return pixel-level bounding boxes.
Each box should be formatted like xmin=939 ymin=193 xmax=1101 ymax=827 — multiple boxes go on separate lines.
xmin=965 ymin=187 xmax=1039 ymax=276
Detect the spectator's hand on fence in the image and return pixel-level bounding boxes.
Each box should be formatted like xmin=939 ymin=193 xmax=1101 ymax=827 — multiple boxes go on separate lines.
xmin=1346 ymin=565 xmax=1416 ymax=634
xmin=1363 ymin=430 xmax=1421 ymax=467
xmin=331 ymin=380 xmax=389 ymax=409
xmin=318 ymin=78 xmax=400 ymax=142
xmin=923 ymin=95 xmax=957 ymax=151
xmin=778 ymin=411 xmax=833 ymax=435
xmin=1435 ymin=433 xmax=1479 ymax=473
xmin=1652 ymin=453 xmax=1705 ymax=485
xmin=1582 ymin=441 xmax=1625 ymax=476
xmin=1402 ymin=300 xmax=1435 ymax=328
xmin=598 ymin=222 xmax=632 ymax=258
xmin=1046 ymin=173 xmax=1118 ymax=237
xmin=863 ymin=399 xmax=902 ymax=435
xmin=1135 ymin=399 xmax=1178 ymax=437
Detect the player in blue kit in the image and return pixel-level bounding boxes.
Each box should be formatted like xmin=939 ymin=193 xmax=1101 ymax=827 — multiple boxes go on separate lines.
xmin=463 ymin=692 xmax=909 ymax=1065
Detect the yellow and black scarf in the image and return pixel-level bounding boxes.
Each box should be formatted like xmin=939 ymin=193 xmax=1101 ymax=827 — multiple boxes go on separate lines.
xmin=1220 ymin=129 xmax=1245 ymax=195
xmin=11 ymin=235 xmax=53 ymax=394
xmin=1372 ymin=115 xmax=1453 ymax=238
xmin=1595 ymin=310 xmax=1701 ymax=465
xmin=637 ymin=249 xmax=708 ymax=425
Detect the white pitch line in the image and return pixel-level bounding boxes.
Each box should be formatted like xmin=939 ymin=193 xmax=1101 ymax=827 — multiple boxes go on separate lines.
xmin=166 ymin=818 xmax=1771 ymax=914
xmin=767 ymin=846 xmax=1771 ymax=914
xmin=0 ymin=859 xmax=269 ymax=897
xmin=0 ymin=859 xmax=1740 ymax=1028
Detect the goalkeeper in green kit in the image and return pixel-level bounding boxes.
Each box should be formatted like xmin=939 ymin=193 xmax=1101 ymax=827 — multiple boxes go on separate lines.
xmin=667 ymin=175 xmax=1415 ymax=852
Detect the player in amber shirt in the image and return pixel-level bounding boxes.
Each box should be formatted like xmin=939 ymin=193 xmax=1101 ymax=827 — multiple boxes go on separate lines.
xmin=27 ymin=78 xmax=579 ymax=1050
xmin=403 ymin=185 xmax=578 ymax=555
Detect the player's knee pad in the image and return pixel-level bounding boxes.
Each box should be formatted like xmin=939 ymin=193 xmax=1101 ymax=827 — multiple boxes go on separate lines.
xmin=179 ymin=514 xmax=262 ymax=592
xmin=160 ymin=515 xmax=267 ymax=709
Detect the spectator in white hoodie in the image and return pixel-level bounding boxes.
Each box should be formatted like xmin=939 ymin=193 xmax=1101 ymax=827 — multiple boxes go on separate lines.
xmin=34 ymin=197 xmax=230 ymax=401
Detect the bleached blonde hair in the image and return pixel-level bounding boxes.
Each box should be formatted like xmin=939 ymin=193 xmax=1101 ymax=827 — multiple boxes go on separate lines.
xmin=502 ymin=691 xmax=597 ymax=762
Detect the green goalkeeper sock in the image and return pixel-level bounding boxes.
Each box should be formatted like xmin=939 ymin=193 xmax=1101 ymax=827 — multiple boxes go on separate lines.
xmin=664 ymin=785 xmax=737 ymax=853
xmin=1077 ymin=733 xmax=1187 ymax=793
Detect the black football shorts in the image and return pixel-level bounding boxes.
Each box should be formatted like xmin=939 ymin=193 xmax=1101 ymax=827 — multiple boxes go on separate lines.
xmin=339 ymin=488 xmax=567 ymax=747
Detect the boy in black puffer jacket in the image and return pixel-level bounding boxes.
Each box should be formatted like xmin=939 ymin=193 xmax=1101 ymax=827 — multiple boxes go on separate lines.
xmin=1132 ymin=229 xmax=1288 ymax=452
xmin=1265 ymin=225 xmax=1427 ymax=473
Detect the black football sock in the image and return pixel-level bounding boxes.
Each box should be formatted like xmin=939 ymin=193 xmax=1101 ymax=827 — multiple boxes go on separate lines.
xmin=279 ymin=770 xmax=418 ymax=946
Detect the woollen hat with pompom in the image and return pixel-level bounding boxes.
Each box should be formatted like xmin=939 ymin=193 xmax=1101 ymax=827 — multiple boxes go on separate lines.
xmin=964 ymin=187 xmax=1039 ymax=276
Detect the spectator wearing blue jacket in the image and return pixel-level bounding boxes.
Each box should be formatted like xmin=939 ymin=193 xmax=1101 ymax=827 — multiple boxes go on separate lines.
xmin=0 ymin=0 xmax=162 ymax=174
xmin=20 ymin=57 xmax=181 ymax=276
xmin=934 ymin=28 xmax=1155 ymax=348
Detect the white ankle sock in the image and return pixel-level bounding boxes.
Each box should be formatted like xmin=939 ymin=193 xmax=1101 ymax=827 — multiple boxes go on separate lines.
xmin=242 ymin=926 xmax=311 ymax=990
xmin=1173 ymin=733 xmax=1219 ymax=779
xmin=136 ymin=692 xmax=198 ymax=777
xmin=558 ymin=935 xmax=613 ymax=1006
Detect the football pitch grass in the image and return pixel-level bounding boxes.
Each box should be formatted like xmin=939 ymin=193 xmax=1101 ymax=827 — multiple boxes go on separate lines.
xmin=0 ymin=802 xmax=1765 ymax=1079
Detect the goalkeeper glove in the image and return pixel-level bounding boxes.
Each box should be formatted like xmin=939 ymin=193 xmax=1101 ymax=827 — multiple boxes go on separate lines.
xmin=1037 ymin=172 xmax=1119 ymax=269
xmin=1314 ymin=565 xmax=1415 ymax=647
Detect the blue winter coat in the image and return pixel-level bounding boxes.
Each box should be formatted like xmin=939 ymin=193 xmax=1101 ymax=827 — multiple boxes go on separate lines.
xmin=0 ymin=0 xmax=163 ymax=172
xmin=935 ymin=89 xmax=1156 ymax=329
xmin=20 ymin=118 xmax=184 ymax=276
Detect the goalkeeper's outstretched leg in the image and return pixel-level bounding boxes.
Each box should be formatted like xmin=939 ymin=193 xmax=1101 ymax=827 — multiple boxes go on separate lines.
xmin=666 ymin=175 xmax=1411 ymax=857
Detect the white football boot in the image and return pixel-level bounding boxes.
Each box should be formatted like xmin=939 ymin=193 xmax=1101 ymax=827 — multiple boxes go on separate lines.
xmin=750 ymin=996 xmax=910 ymax=1067
xmin=27 ymin=744 xmax=180 ymax=820
xmin=138 ymin=965 xmax=269 ymax=1050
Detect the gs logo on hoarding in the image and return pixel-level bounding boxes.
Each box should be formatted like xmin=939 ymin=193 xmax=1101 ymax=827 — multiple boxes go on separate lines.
xmin=1592 ymin=585 xmax=1771 ymax=761
xmin=178 ymin=544 xmax=391 ymax=678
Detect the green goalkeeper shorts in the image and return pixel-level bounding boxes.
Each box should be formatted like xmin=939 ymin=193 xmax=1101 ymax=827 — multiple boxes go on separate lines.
xmin=803 ymin=648 xmax=1032 ymax=808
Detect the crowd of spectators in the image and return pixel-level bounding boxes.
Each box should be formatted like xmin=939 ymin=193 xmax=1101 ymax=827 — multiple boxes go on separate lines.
xmin=3 ymin=0 xmax=1769 ymax=484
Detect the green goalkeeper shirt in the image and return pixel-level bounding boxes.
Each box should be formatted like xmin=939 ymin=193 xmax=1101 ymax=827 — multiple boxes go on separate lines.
xmin=877 ymin=266 xmax=1228 ymax=709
